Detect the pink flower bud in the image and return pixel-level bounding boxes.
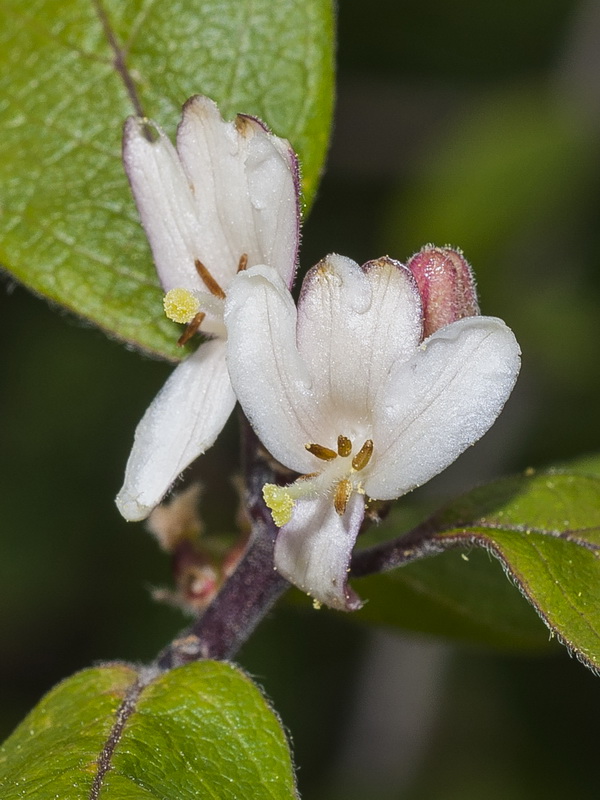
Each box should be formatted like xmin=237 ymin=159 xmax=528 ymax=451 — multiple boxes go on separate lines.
xmin=407 ymin=245 xmax=480 ymax=338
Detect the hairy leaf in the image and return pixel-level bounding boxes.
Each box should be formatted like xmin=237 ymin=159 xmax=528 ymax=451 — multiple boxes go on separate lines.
xmin=0 ymin=662 xmax=297 ymax=798
xmin=353 ymin=468 xmax=600 ymax=670
xmin=356 ymin=545 xmax=552 ymax=652
xmin=0 ymin=0 xmax=334 ymax=357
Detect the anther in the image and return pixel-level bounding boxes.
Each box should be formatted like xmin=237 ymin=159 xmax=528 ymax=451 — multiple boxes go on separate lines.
xmin=337 ymin=435 xmax=352 ymax=457
xmin=352 ymin=439 xmax=374 ymax=471
xmin=305 ymin=443 xmax=338 ymax=461
xmin=334 ymin=479 xmax=353 ymax=515
xmin=194 ymin=258 xmax=226 ymax=299
xmin=177 ymin=311 xmax=206 ymax=347
xmin=237 ymin=253 xmax=248 ymax=272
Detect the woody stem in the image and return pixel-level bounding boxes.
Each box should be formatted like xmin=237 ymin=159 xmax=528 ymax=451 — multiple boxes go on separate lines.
xmin=154 ymin=419 xmax=289 ymax=669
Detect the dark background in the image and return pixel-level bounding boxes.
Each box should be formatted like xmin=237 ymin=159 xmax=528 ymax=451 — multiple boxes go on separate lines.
xmin=2 ymin=1 xmax=600 ymax=797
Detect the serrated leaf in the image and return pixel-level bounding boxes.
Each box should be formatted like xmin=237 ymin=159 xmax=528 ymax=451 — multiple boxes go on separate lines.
xmin=353 ymin=469 xmax=600 ymax=669
xmin=0 ymin=662 xmax=298 ymax=799
xmin=0 ymin=0 xmax=334 ymax=357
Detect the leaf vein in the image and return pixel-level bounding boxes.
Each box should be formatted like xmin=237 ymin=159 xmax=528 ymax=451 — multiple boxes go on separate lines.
xmin=89 ymin=671 xmax=147 ymax=800
xmin=91 ymin=0 xmax=146 ymax=118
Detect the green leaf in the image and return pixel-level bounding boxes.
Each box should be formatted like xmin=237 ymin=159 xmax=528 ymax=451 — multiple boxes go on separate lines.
xmin=0 ymin=662 xmax=298 ymax=798
xmin=0 ymin=0 xmax=334 ymax=357
xmin=356 ymin=544 xmax=552 ymax=652
xmin=556 ymin=452 xmax=600 ymax=478
xmin=432 ymin=471 xmax=600 ymax=670
xmin=353 ymin=469 xmax=600 ymax=669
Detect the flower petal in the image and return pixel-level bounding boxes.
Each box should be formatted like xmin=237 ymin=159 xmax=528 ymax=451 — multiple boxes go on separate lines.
xmin=122 ymin=117 xmax=206 ymax=293
xmin=176 ymin=96 xmax=299 ymax=286
xmin=224 ymin=266 xmax=318 ymax=474
xmin=116 ymin=339 xmax=236 ymax=521
xmin=274 ymin=492 xmax=365 ymax=611
xmin=365 ymin=316 xmax=521 ymax=500
xmin=296 ymin=254 xmax=422 ymax=441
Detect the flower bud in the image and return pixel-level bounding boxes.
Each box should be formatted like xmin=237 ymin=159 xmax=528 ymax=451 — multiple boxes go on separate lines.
xmin=407 ymin=245 xmax=480 ymax=338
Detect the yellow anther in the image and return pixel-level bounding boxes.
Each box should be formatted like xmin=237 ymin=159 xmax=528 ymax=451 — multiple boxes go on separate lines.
xmin=194 ymin=259 xmax=226 ymax=299
xmin=337 ymin=435 xmax=352 ymax=457
xmin=352 ymin=439 xmax=374 ymax=471
xmin=334 ymin=478 xmax=353 ymax=516
xmin=305 ymin=442 xmax=338 ymax=461
xmin=263 ymin=484 xmax=295 ymax=527
xmin=164 ymin=288 xmax=200 ymax=323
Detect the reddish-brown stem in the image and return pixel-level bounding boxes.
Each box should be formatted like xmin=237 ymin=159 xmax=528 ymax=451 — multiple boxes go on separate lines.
xmin=155 ymin=421 xmax=289 ymax=668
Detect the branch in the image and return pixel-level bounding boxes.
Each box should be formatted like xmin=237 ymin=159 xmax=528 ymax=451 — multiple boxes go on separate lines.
xmin=350 ymin=518 xmax=447 ymax=578
xmin=155 ymin=421 xmax=289 ymax=668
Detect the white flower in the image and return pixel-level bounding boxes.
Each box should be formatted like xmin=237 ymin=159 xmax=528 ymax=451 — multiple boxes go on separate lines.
xmin=224 ymin=254 xmax=521 ymax=610
xmin=116 ymin=96 xmax=300 ymax=521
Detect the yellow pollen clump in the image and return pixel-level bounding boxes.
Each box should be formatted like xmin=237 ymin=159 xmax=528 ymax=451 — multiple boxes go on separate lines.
xmin=163 ymin=288 xmax=200 ymax=324
xmin=263 ymin=484 xmax=295 ymax=527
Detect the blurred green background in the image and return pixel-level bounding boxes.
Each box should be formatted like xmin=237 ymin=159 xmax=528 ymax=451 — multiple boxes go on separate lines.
xmin=2 ymin=0 xmax=600 ymax=797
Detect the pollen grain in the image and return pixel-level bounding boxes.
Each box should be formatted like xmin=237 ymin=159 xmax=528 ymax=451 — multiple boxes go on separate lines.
xmin=164 ymin=288 xmax=200 ymax=323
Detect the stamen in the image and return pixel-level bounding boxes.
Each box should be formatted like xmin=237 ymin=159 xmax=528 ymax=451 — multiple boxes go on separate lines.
xmin=337 ymin=435 xmax=352 ymax=457
xmin=334 ymin=479 xmax=353 ymax=516
xmin=352 ymin=439 xmax=374 ymax=471
xmin=177 ymin=311 xmax=206 ymax=347
xmin=194 ymin=258 xmax=226 ymax=299
xmin=305 ymin=443 xmax=338 ymax=461
xmin=237 ymin=253 xmax=248 ymax=272
xmin=263 ymin=484 xmax=295 ymax=527
xmin=164 ymin=288 xmax=201 ymax=323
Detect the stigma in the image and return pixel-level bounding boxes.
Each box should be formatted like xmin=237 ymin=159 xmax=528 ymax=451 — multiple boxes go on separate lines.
xmin=263 ymin=435 xmax=374 ymax=526
xmin=164 ymin=288 xmax=201 ymax=323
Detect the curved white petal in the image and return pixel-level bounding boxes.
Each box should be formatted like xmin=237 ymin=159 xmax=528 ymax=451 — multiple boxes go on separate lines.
xmin=365 ymin=316 xmax=521 ymax=500
xmin=123 ymin=117 xmax=205 ymax=293
xmin=274 ymin=492 xmax=365 ymax=611
xmin=176 ymin=96 xmax=299 ymax=286
xmin=296 ymin=254 xmax=422 ymax=438
xmin=116 ymin=339 xmax=236 ymax=521
xmin=225 ymin=266 xmax=319 ymax=474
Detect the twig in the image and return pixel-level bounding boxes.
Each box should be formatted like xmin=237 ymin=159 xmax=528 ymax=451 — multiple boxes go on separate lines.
xmin=155 ymin=421 xmax=289 ymax=668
